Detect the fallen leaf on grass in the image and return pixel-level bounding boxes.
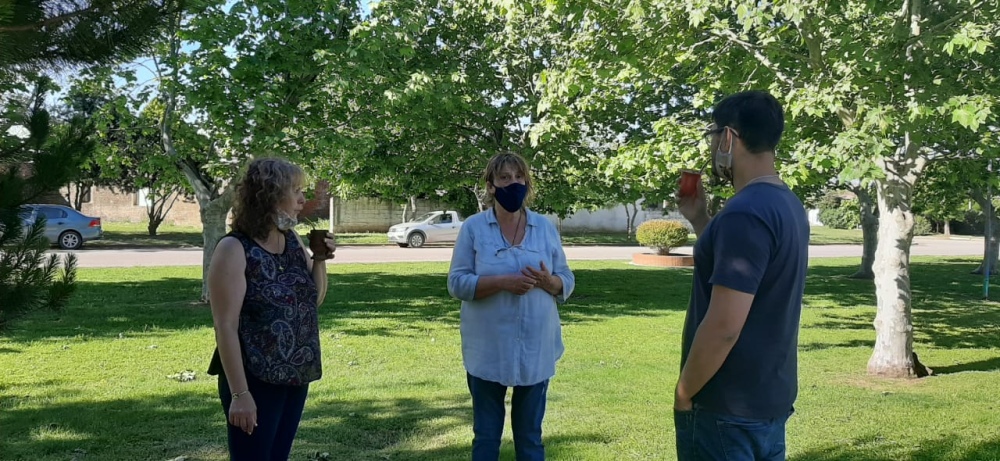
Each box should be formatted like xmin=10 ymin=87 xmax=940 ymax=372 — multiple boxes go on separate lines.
xmin=167 ymin=370 xmax=196 ymax=382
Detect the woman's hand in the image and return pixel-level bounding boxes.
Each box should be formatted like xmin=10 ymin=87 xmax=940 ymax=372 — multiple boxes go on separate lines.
xmin=505 ymin=273 xmax=538 ymax=295
xmin=522 ymin=261 xmax=559 ymax=294
xmin=324 ymin=234 xmax=337 ymax=261
xmin=316 ymin=233 xmax=336 ymax=261
xmin=228 ymin=392 xmax=258 ymax=435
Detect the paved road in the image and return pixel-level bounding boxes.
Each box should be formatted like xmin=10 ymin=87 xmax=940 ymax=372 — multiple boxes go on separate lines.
xmin=60 ymin=236 xmax=985 ymax=268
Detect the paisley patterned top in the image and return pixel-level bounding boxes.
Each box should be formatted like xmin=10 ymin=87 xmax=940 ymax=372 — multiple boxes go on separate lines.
xmin=208 ymin=230 xmax=322 ymax=386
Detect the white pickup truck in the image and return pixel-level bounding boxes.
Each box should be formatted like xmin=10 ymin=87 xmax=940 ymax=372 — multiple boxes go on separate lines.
xmin=387 ymin=210 xmax=463 ymax=248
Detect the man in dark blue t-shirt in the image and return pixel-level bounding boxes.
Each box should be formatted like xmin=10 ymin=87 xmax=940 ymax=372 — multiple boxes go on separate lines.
xmin=673 ymin=90 xmax=809 ymax=460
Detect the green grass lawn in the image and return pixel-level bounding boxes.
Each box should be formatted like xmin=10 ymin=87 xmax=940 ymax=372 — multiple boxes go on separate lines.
xmin=95 ymin=221 xmax=867 ymax=249
xmin=95 ymin=222 xmax=388 ymax=247
xmin=2 ymin=258 xmax=999 ymax=460
xmin=809 ymin=226 xmax=866 ymax=245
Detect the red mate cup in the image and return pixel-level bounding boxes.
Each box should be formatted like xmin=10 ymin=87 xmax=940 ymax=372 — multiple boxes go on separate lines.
xmin=309 ymin=229 xmax=329 ymax=260
xmin=679 ymin=170 xmax=701 ymax=198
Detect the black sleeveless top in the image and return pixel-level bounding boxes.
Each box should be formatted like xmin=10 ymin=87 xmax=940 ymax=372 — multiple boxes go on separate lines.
xmin=208 ymin=230 xmax=322 ymax=386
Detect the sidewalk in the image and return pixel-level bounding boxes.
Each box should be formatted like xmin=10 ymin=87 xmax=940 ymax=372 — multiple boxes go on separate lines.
xmin=58 ymin=237 xmax=985 ymax=268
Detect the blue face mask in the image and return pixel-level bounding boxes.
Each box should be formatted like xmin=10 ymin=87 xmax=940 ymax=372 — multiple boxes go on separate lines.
xmin=493 ymin=182 xmax=528 ymax=213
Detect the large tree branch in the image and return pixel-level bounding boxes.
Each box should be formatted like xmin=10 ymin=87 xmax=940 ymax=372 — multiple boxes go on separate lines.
xmin=710 ymin=28 xmax=796 ymax=87
xmin=905 ymin=0 xmax=985 ymax=48
xmin=0 ymin=6 xmax=97 ymax=33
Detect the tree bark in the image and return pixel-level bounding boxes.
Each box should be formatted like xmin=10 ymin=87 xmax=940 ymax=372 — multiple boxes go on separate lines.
xmin=629 ymin=202 xmax=640 ymax=241
xmin=198 ymin=193 xmax=233 ymax=301
xmin=328 ymin=195 xmax=338 ymax=233
xmin=145 ymin=187 xmax=180 ymax=236
xmin=708 ymin=195 xmax=725 ymax=216
xmin=409 ymin=195 xmax=418 ymax=221
xmin=851 ymin=184 xmax=878 ymax=279
xmin=868 ymin=143 xmax=925 ymax=378
xmin=159 ymin=17 xmax=233 ymax=302
xmin=971 ymin=189 xmax=999 ymax=275
xmin=943 ymin=220 xmax=951 ymax=237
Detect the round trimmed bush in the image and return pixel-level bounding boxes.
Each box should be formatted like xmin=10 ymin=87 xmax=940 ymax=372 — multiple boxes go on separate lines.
xmin=637 ymin=219 xmax=689 ymax=255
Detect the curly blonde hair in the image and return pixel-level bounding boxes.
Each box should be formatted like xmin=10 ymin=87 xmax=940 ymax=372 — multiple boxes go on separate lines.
xmin=231 ymin=158 xmax=306 ymax=240
xmin=481 ymin=151 xmax=535 ymax=208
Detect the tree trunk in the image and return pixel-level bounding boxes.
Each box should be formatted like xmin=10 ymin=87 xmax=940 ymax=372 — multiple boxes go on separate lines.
xmin=65 ymin=182 xmax=88 ymax=211
xmin=409 ymin=195 xmax=418 ymax=221
xmin=400 ymin=202 xmax=409 ymax=224
xmin=147 ymin=216 xmax=162 ymax=236
xmin=146 ymin=189 xmax=180 ymax=237
xmin=868 ymin=144 xmax=925 ymax=378
xmin=631 ymin=203 xmax=641 ymax=240
xmin=328 ymin=195 xmax=338 ymax=233
xmin=971 ymin=189 xmax=999 ymax=275
xmin=159 ymin=17 xmax=234 ymax=302
xmin=708 ymin=195 xmax=725 ymax=216
xmin=198 ymin=195 xmax=232 ymax=302
xmin=624 ymin=203 xmax=634 ymax=241
xmin=943 ymin=220 xmax=951 ymax=236
xmin=851 ymin=185 xmax=878 ymax=279
xmin=472 ymin=184 xmax=485 ymax=212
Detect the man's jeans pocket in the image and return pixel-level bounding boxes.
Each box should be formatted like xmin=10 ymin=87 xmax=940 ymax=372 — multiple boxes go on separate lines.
xmin=674 ymin=407 xmax=789 ymax=461
xmin=674 ymin=409 xmax=697 ymax=461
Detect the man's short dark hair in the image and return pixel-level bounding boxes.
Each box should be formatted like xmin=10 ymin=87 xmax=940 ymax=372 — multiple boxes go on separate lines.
xmin=712 ymin=90 xmax=785 ymax=154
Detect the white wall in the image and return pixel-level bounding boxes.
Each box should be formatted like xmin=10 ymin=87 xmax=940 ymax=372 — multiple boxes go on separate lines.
xmin=542 ymin=201 xmax=691 ymax=233
xmin=808 ymin=209 xmax=823 ymax=226
xmin=540 ymin=204 xmax=824 ymax=233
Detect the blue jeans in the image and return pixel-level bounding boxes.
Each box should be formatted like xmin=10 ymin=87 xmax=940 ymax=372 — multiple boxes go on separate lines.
xmin=674 ymin=405 xmax=791 ymax=461
xmin=467 ymin=373 xmax=549 ymax=461
xmin=218 ymin=371 xmax=309 ymax=461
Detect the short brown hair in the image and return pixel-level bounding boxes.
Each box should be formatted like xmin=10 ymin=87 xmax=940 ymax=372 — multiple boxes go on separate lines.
xmin=481 ymin=151 xmax=535 ymax=208
xmin=231 ymin=157 xmax=306 ymax=240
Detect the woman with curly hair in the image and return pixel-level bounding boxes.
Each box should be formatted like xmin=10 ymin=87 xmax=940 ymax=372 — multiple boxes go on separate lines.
xmin=206 ymin=157 xmax=334 ymax=460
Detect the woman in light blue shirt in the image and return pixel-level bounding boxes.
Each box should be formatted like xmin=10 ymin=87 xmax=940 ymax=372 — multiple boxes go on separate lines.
xmin=447 ymin=151 xmax=575 ymax=461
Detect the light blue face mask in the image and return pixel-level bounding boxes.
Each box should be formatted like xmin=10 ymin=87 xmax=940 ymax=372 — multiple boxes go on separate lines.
xmin=712 ymin=126 xmax=736 ymax=184
xmin=276 ymin=211 xmax=298 ymax=231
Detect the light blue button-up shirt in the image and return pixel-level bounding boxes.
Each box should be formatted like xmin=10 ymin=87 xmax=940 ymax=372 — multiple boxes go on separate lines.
xmin=447 ymin=208 xmax=575 ymax=387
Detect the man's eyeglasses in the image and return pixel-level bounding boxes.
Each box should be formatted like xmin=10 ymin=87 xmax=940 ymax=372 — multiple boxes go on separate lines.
xmin=702 ymin=124 xmax=740 ymax=139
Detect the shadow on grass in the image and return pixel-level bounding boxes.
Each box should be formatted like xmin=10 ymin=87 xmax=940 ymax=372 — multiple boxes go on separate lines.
xmin=799 ymin=339 xmax=875 ymax=352
xmin=1 ymin=379 xmax=608 ymax=461
xmin=0 ymin=388 xmax=222 ymax=461
xmin=6 ymin=259 xmax=998 ymax=350
xmin=804 ymin=259 xmax=1000 ymax=350
xmin=788 ymin=434 xmax=1000 ymax=461
xmin=932 ymin=356 xmax=1000 ymax=375
xmin=0 ymin=276 xmax=212 ymax=344
xmin=3 ymin=265 xmax=693 ymax=343
xmin=322 ymin=265 xmax=693 ymax=336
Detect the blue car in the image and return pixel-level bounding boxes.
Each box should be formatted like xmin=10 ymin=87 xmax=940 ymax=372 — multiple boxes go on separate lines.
xmin=20 ymin=204 xmax=103 ymax=250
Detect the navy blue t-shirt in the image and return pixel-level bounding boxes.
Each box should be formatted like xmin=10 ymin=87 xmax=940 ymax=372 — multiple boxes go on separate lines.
xmin=681 ymin=182 xmax=809 ymax=419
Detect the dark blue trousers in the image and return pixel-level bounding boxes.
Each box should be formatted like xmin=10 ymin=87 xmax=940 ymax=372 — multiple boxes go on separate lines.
xmin=218 ymin=371 xmax=309 ymax=461
xmin=675 ymin=406 xmax=791 ymax=461
xmin=467 ymin=373 xmax=549 ymax=461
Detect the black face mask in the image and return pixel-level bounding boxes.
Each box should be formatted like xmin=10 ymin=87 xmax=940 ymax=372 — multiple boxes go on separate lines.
xmin=493 ymin=182 xmax=528 ymax=212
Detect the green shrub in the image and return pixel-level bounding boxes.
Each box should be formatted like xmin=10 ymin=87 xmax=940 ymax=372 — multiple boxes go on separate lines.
xmin=817 ymin=194 xmax=861 ymax=230
xmin=818 ymin=207 xmax=860 ymax=230
xmin=913 ymin=215 xmax=933 ymax=236
xmin=636 ymin=219 xmax=689 ymax=255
